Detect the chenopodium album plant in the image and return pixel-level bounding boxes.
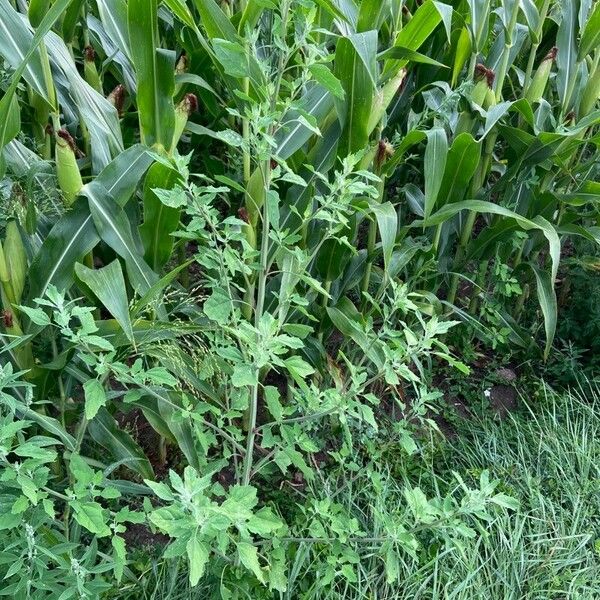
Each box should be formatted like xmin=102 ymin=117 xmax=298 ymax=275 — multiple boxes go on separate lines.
xmin=0 ymin=0 xmax=597 ymax=594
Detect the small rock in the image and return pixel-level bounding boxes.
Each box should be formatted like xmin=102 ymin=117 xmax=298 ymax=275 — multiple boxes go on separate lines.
xmin=489 ymin=385 xmax=518 ymax=418
xmin=495 ymin=367 xmax=517 ymax=383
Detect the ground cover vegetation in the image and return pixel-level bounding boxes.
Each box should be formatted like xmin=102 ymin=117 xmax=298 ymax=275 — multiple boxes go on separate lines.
xmin=0 ymin=0 xmax=599 ymax=597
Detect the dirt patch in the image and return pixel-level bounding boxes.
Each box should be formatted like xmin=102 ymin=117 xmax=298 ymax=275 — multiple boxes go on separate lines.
xmin=488 ymin=384 xmax=518 ymax=418
xmin=123 ymin=523 xmax=170 ymax=550
xmin=116 ymin=409 xmax=181 ymax=479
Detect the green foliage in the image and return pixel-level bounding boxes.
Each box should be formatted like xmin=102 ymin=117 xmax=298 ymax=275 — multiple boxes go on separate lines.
xmin=0 ymin=0 xmax=599 ymax=596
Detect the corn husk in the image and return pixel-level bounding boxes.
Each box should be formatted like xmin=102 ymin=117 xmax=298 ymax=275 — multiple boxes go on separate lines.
xmin=525 ymin=47 xmax=557 ymax=104
xmin=3 ymin=220 xmax=27 ymax=304
xmin=55 ymin=130 xmax=83 ymax=207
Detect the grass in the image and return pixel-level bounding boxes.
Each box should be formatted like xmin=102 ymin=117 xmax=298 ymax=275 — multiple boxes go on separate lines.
xmin=121 ymin=383 xmax=600 ymax=599
xmin=421 ymin=386 xmax=600 ymax=600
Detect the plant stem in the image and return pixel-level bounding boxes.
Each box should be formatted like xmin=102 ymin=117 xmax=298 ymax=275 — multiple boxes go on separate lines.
xmin=243 ymin=158 xmax=272 ymax=486
xmin=360 ymin=168 xmax=385 ymax=306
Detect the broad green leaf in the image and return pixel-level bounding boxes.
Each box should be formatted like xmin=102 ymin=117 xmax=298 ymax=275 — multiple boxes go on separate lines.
xmin=0 ymin=0 xmax=52 ymax=101
xmin=421 ymin=200 xmax=560 ymax=354
xmin=437 ymin=133 xmax=481 ymax=206
xmin=368 ymin=200 xmax=397 ymax=272
xmin=27 ymin=198 xmax=99 ymax=304
xmin=128 ymin=0 xmax=176 ymax=150
xmin=75 ymin=260 xmax=134 ymax=343
xmin=83 ymin=379 xmax=108 ymax=421
xmin=466 ymin=0 xmax=492 ymax=52
xmin=275 ymin=83 xmax=334 ymax=159
xmin=237 ymin=541 xmax=265 ymax=584
xmin=327 ymin=298 xmax=381 ymax=360
xmin=421 ymin=201 xmax=560 ymax=282
xmin=383 ymin=0 xmax=447 ymax=77
xmin=139 ymin=162 xmax=183 ymax=271
xmin=556 ymin=0 xmax=578 ymax=111
xmin=423 ymin=128 xmax=448 ymax=219
xmin=193 ymin=0 xmax=238 ymax=41
xmin=452 ymin=27 xmax=472 ymax=87
xmin=357 ymin=0 xmax=386 ymax=32
xmin=238 ymin=0 xmax=268 ymax=34
xmin=578 ymin=1 xmax=600 ymax=60
xmin=96 ymin=0 xmax=132 ymax=61
xmin=83 ymin=181 xmax=159 ymax=296
xmin=335 ymin=31 xmax=377 ymax=156
xmin=187 ymin=535 xmax=209 ymax=586
xmin=61 ymin=0 xmax=84 ymax=43
xmin=71 ymin=500 xmax=111 ymax=537
xmin=378 ymin=46 xmax=447 ymax=68
xmin=27 ymin=146 xmax=153 ymax=308
xmin=525 ymin=263 xmax=556 ymax=360
xmin=155 ymin=391 xmax=200 ymax=469
xmin=308 ymin=64 xmax=345 ymax=99
xmin=44 ymin=30 xmax=124 ymax=171
xmin=203 ymin=287 xmax=233 ymax=324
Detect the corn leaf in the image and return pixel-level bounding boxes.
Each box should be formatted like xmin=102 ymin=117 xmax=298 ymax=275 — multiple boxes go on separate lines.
xmin=128 ymin=0 xmax=176 ymax=150
xmin=75 ymin=260 xmax=135 ymax=344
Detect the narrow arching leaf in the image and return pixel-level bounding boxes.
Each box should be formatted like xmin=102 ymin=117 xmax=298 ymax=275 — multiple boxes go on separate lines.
xmin=382 ymin=0 xmax=446 ymax=77
xmin=0 ymin=0 xmax=52 ymax=101
xmin=83 ymin=181 xmax=159 ymax=296
xmin=27 ymin=146 xmax=154 ymax=305
xmin=96 ymin=0 xmax=132 ymax=61
xmin=88 ymin=408 xmax=154 ymax=479
xmin=421 ymin=200 xmax=560 ymax=282
xmin=44 ymin=30 xmax=124 ymax=170
xmin=193 ymin=0 xmax=238 ymax=41
xmin=75 ymin=260 xmax=134 ymax=344
xmin=27 ymin=198 xmax=99 ymax=304
xmin=525 ymin=263 xmax=556 ymax=361
xmin=139 ymin=162 xmax=182 ymax=271
xmin=556 ymin=0 xmax=577 ymax=111
xmin=378 ymin=46 xmax=447 ymax=68
xmin=0 ymin=0 xmax=72 ymax=153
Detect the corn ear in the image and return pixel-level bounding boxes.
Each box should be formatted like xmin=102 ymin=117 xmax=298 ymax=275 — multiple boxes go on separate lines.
xmin=25 ymin=200 xmax=37 ymax=235
xmin=484 ymin=87 xmax=496 ymax=110
xmin=55 ymin=130 xmax=83 ymax=207
xmin=455 ymin=111 xmax=475 ymax=135
xmin=108 ymin=84 xmax=126 ymax=116
xmin=525 ymin=47 xmax=557 ymax=104
xmin=245 ymin=167 xmax=265 ymax=229
xmin=579 ymin=66 xmax=600 ymax=118
xmin=84 ymin=46 xmax=102 ymax=93
xmin=171 ymin=93 xmax=198 ymax=151
xmin=472 ymin=64 xmax=495 ymax=107
xmin=3 ymin=220 xmax=27 ymax=304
